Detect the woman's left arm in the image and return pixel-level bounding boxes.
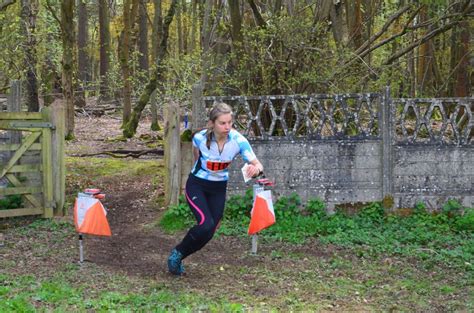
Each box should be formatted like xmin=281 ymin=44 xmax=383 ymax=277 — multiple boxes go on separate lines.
xmin=247 ymin=159 xmax=264 ymax=178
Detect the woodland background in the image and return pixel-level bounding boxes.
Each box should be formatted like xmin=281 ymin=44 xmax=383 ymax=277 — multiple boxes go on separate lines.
xmin=0 ymin=0 xmax=472 ymax=138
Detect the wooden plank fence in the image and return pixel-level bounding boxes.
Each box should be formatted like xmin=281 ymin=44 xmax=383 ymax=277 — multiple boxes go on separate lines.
xmin=0 ymin=81 xmax=65 ymax=218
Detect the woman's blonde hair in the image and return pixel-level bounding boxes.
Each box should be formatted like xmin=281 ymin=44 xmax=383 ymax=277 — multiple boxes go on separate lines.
xmin=205 ymin=102 xmax=233 ymax=149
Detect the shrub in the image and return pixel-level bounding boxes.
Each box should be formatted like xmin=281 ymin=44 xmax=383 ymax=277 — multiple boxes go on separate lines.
xmin=442 ymin=199 xmax=463 ymax=215
xmin=455 ymin=208 xmax=474 ymax=232
xmin=274 ymin=192 xmax=301 ymax=219
xmin=305 ymin=198 xmax=326 ymax=219
xmin=224 ymin=189 xmax=253 ymax=220
xmin=0 ymin=194 xmax=22 ymax=210
xmin=159 ymin=195 xmax=194 ymax=232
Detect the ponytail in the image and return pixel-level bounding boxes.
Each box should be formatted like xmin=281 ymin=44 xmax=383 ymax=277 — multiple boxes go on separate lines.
xmin=191 ymin=127 xmax=213 ymax=150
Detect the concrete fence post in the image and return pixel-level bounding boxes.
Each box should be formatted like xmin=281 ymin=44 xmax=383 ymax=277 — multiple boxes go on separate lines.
xmin=191 ymin=82 xmax=206 ymax=131
xmin=381 ymin=86 xmax=394 ymax=205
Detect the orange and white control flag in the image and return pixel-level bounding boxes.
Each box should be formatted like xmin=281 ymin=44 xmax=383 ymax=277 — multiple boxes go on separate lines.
xmin=74 ymin=196 xmax=111 ymax=236
xmin=248 ymin=190 xmax=275 ymax=235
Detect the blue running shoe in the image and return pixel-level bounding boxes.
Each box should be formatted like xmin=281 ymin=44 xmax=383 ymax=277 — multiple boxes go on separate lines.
xmin=168 ymin=248 xmax=184 ymax=275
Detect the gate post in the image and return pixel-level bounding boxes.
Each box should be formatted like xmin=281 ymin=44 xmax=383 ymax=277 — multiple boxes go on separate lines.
xmin=381 ymin=86 xmax=394 ymax=206
xmin=164 ymin=102 xmax=181 ymax=206
xmin=41 ymin=107 xmax=54 ymax=218
xmin=50 ymin=101 xmax=66 ymax=215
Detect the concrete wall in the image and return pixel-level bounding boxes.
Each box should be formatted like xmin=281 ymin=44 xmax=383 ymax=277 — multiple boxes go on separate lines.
xmin=227 ymin=140 xmax=383 ymax=210
xmin=225 ymin=140 xmax=474 ymax=209
xmin=194 ymin=92 xmax=474 ymax=210
xmin=393 ymin=145 xmax=473 ymax=209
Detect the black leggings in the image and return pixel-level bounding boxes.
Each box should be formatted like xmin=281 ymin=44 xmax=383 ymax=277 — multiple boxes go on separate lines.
xmin=175 ymin=174 xmax=227 ymax=259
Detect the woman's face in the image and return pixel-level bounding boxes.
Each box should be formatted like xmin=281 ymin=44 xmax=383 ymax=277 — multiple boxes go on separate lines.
xmin=211 ymin=113 xmax=233 ymax=138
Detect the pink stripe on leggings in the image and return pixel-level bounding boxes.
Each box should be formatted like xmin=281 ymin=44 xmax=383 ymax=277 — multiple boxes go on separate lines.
xmin=185 ymin=191 xmax=206 ymax=225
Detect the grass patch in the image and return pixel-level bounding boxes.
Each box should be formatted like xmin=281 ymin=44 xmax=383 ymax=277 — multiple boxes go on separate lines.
xmin=0 ymin=273 xmax=246 ymax=312
xmin=66 ymin=157 xmax=163 ymax=178
xmin=65 ymin=157 xmax=164 ymax=206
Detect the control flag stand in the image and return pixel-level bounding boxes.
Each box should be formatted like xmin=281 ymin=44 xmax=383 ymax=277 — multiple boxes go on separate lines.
xmin=248 ymin=176 xmax=275 ymax=254
xmin=73 ymin=188 xmax=111 ymax=265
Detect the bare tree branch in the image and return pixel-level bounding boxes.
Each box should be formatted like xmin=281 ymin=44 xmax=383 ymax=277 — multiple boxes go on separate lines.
xmin=354 ymin=5 xmax=415 ymax=56
xmin=44 ymin=0 xmax=63 ymax=32
xmin=357 ymin=6 xmax=422 ymax=60
xmin=247 ymin=0 xmax=266 ymax=28
xmin=384 ymin=20 xmax=460 ymax=65
xmin=0 ymin=0 xmax=15 ymax=11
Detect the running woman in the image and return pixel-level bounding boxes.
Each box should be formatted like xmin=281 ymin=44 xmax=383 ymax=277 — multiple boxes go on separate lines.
xmin=167 ymin=102 xmax=263 ymax=275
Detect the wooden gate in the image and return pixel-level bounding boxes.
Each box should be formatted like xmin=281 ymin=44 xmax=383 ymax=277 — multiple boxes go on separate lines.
xmin=0 ymin=106 xmax=65 ymax=218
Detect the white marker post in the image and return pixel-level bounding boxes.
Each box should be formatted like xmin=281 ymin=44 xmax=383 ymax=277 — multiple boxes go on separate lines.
xmin=251 ymin=183 xmax=264 ymax=254
xmin=79 ymin=233 xmax=84 ymax=264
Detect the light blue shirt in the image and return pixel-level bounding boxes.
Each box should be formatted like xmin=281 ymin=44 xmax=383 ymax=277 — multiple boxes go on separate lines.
xmin=191 ymin=129 xmax=256 ymax=181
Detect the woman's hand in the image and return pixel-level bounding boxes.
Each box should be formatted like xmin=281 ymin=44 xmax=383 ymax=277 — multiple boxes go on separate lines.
xmin=246 ymin=160 xmax=263 ymax=178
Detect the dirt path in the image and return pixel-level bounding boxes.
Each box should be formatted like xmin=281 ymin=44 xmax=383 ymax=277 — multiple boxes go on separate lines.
xmin=68 ymin=115 xmax=330 ymax=292
xmin=69 ymin=116 xmax=272 ymax=284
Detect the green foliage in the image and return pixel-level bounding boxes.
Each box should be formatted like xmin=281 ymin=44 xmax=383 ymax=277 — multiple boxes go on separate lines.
xmin=0 ymin=181 xmax=23 ymax=210
xmin=220 ymin=194 xmax=474 ymax=271
xmin=159 ymin=188 xmax=473 ymax=271
xmin=225 ymin=189 xmax=253 ymax=220
xmin=0 ymin=194 xmax=22 ymax=210
xmin=159 ymin=195 xmax=194 ymax=233
xmin=162 ymin=52 xmax=201 ymax=101
xmin=305 ymin=198 xmax=326 ymax=219
xmin=180 ymin=129 xmax=193 ymax=142
xmin=442 ymin=199 xmax=463 ymax=215
xmin=274 ymin=192 xmax=301 ymax=219
xmin=455 ymin=208 xmax=474 ymax=232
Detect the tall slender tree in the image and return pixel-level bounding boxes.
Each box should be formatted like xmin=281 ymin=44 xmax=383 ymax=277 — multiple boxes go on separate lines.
xmin=76 ymin=0 xmax=89 ymax=108
xmin=77 ymin=0 xmax=89 ymax=84
xmin=120 ymin=0 xmax=139 ymax=125
xmin=20 ymin=0 xmax=40 ymax=112
xmin=61 ymin=0 xmax=75 ymax=137
xmin=99 ymin=0 xmax=111 ymax=100
xmin=138 ymin=0 xmax=149 ymax=74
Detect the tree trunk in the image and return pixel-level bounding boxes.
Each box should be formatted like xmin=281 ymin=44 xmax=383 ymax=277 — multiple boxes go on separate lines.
xmin=150 ymin=0 xmax=163 ymax=131
xmin=99 ymin=0 xmax=111 ymax=100
xmin=189 ymin=0 xmax=197 ymax=53
xmin=120 ymin=0 xmax=139 ymax=126
xmin=329 ymin=0 xmax=349 ymax=48
xmin=247 ymin=0 xmax=266 ymax=28
xmin=61 ymin=0 xmax=75 ymax=138
xmin=20 ymin=0 xmax=40 ymax=112
xmin=123 ymin=0 xmax=178 ymax=138
xmin=77 ymin=0 xmax=89 ymax=83
xmin=41 ymin=32 xmax=61 ymax=106
xmin=152 ymin=0 xmax=163 ymax=61
xmin=76 ymin=0 xmax=88 ymax=108
xmin=200 ymin=0 xmax=212 ymax=87
xmin=346 ymin=0 xmax=363 ymax=49
xmin=313 ymin=0 xmax=332 ymax=24
xmin=229 ymin=0 xmax=243 ymax=45
xmin=177 ymin=0 xmax=183 ymax=54
xmin=417 ymin=7 xmax=433 ymax=96
xmin=451 ymin=10 xmax=471 ymax=96
xmin=181 ymin=0 xmax=188 ymax=54
xmin=138 ymin=0 xmax=149 ymax=75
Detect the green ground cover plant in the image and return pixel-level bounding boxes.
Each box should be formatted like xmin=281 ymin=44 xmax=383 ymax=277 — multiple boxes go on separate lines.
xmin=0 ymin=271 xmax=245 ymax=312
xmin=162 ymin=191 xmax=474 ymax=273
